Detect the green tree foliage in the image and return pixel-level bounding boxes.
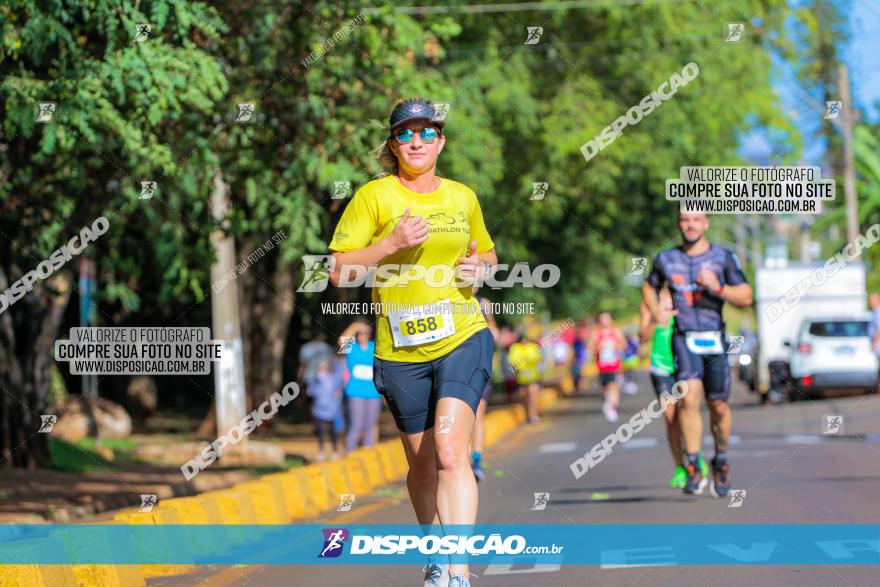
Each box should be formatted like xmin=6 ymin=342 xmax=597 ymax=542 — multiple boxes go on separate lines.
xmin=0 ymin=0 xmax=826 ymax=467
xmin=1 ymin=0 xmax=227 ymax=466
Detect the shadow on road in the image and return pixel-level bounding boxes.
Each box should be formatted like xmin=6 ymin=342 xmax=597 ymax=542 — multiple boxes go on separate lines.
xmin=550 ymin=496 xmax=684 ymax=505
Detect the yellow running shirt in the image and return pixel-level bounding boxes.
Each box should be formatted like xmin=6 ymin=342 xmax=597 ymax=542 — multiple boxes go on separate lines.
xmin=328 ymin=175 xmax=495 ymax=362
xmin=508 ymin=341 xmax=542 ymax=384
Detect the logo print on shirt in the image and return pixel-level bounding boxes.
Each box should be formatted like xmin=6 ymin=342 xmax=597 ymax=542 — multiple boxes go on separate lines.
xmin=670 ymin=274 xmax=694 ymax=306
xmin=392 ymin=211 xmax=469 ymax=234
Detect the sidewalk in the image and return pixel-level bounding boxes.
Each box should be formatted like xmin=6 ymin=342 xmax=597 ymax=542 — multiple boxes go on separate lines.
xmin=0 ymin=386 xmax=528 ymax=525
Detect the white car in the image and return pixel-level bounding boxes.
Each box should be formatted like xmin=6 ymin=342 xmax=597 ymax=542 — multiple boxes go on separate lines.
xmin=786 ymin=314 xmax=879 ymax=399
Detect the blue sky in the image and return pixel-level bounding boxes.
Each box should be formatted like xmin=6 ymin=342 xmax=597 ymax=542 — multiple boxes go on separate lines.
xmin=844 ymin=0 xmax=880 ymax=119
xmin=742 ymin=0 xmax=880 ymax=164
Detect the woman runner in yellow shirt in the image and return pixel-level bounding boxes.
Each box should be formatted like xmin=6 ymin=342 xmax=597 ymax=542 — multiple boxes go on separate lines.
xmin=328 ymin=98 xmax=497 ymax=587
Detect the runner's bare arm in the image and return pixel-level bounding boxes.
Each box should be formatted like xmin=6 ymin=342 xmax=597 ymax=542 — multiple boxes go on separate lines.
xmin=329 ymin=208 xmax=428 ymax=286
xmin=638 ymin=301 xmax=654 ymax=344
xmin=456 ymin=240 xmax=497 ymax=283
xmin=698 ymin=262 xmax=753 ymax=307
xmin=716 ymin=282 xmax=753 ymax=307
xmin=642 ymin=281 xmax=662 ymax=323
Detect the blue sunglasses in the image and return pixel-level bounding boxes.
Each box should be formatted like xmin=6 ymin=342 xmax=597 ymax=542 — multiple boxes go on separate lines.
xmin=393 ymin=126 xmax=441 ymax=144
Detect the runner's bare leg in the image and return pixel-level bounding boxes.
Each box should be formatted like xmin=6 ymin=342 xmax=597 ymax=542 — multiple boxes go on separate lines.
xmin=664 ymin=401 xmax=683 ymax=466
xmin=679 ymin=378 xmax=704 ymax=454
xmin=402 ymin=430 xmax=440 ymax=526
xmin=708 ymin=398 xmax=732 ymax=454
xmin=434 ymin=396 xmax=478 ymax=577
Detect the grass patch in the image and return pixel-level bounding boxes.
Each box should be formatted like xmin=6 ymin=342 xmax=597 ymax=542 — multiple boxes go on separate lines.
xmin=48 ymin=438 xmax=114 ymax=472
xmin=251 ymin=457 xmax=306 ymax=475
xmin=75 ymin=437 xmax=138 ymax=452
xmin=48 ymin=437 xmax=148 ymax=471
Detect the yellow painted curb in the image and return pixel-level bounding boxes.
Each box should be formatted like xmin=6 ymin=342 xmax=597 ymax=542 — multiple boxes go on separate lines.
xmin=111 ymin=511 xmax=192 ymax=579
xmin=291 ymin=466 xmax=333 ymax=512
xmin=233 ymin=480 xmax=286 ymax=524
xmin=342 ymin=455 xmax=372 ymax=495
xmin=50 ymin=524 xmax=146 ymax=587
xmin=0 ymin=564 xmax=76 ymax=587
xmin=316 ymin=460 xmax=353 ymax=505
xmin=159 ymin=497 xmax=211 ymax=523
xmin=538 ymin=388 xmax=558 ymax=410
xmin=70 ymin=564 xmax=144 ymax=587
xmin=349 ymin=448 xmax=386 ymax=487
xmin=196 ymin=488 xmax=266 ymax=546
xmin=0 ymin=535 xmax=77 ymax=587
xmin=389 ymin=440 xmax=409 ymax=478
xmin=375 ymin=441 xmax=404 ymax=482
xmin=264 ymin=472 xmax=307 ymax=520
xmin=481 ymin=412 xmax=505 ymax=447
xmin=157 ymin=497 xmax=229 ymax=558
xmin=560 ymin=373 xmax=575 ymax=395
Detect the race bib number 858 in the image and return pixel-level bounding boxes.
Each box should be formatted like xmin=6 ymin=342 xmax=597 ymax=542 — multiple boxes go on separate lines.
xmin=403 ymin=316 xmax=441 ymax=335
xmin=389 ymin=299 xmax=456 ymax=347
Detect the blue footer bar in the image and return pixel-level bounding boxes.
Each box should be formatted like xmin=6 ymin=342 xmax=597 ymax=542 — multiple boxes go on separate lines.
xmin=0 ymin=524 xmax=878 ymax=565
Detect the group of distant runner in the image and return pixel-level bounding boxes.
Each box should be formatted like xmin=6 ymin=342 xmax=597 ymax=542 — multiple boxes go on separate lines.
xmin=324 ymin=97 xmax=753 ymax=587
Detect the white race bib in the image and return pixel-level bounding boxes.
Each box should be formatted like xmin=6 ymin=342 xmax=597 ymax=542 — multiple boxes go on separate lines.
xmin=685 ymin=330 xmax=724 ymax=355
xmin=388 ymin=299 xmax=456 ymax=347
xmin=351 ymin=364 xmax=373 ymax=381
xmin=599 ymin=342 xmax=617 ymax=364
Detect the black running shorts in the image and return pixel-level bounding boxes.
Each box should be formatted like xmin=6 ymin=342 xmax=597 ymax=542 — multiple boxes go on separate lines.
xmin=373 ymin=328 xmax=494 ymax=434
xmin=599 ymin=372 xmax=619 ymax=387
xmin=671 ymin=333 xmax=731 ymax=401
xmin=650 ymin=372 xmax=676 ymax=397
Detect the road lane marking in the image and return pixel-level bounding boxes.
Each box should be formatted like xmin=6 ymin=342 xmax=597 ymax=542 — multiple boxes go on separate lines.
xmin=621 ymin=438 xmax=658 ymax=449
xmin=484 ymin=561 xmax=562 ymax=575
xmin=703 ymin=434 xmax=741 ymax=445
xmin=539 ymin=442 xmax=577 ymax=453
xmin=784 ymin=434 xmax=823 ymax=444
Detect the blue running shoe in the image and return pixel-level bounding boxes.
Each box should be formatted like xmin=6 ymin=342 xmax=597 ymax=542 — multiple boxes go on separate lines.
xmin=710 ymin=458 xmax=731 ymax=498
xmin=683 ymin=459 xmax=708 ymax=495
xmin=448 ymin=574 xmax=471 ymax=587
xmin=472 ymin=460 xmax=485 ymax=482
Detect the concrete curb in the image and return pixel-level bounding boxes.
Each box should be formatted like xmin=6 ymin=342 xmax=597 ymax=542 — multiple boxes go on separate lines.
xmin=11 ymin=386 xmax=561 ymax=586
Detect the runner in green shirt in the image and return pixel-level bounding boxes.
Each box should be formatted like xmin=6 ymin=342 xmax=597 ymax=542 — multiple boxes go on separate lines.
xmin=639 ymin=286 xmax=706 ymax=488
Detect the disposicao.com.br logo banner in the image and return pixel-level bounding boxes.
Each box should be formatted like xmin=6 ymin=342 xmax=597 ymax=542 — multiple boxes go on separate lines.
xmin=2 ymin=524 xmax=880 ymax=566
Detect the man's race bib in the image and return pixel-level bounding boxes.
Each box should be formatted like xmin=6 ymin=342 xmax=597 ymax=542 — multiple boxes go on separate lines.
xmin=598 ymin=341 xmax=618 ymax=365
xmin=388 ymin=299 xmax=456 ymax=347
xmin=351 ymin=364 xmax=373 ymax=381
xmin=685 ymin=330 xmax=724 ymax=355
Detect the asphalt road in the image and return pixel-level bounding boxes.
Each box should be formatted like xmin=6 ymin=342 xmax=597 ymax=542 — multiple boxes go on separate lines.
xmin=157 ymin=374 xmax=880 ymax=587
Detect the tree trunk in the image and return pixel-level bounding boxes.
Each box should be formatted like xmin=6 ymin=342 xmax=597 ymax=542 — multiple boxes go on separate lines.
xmin=195 ymin=241 xmax=294 ymax=436
xmin=240 ymin=248 xmax=294 ymax=418
xmin=0 ymin=268 xmax=72 ymax=468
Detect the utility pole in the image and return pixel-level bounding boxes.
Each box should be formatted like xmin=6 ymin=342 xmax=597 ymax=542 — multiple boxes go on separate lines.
xmin=838 ymin=64 xmax=859 ymax=243
xmin=209 ymin=170 xmax=248 ymax=448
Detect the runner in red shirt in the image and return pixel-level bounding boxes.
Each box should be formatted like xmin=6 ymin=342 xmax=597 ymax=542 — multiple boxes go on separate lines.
xmin=589 ymin=312 xmax=626 ymax=422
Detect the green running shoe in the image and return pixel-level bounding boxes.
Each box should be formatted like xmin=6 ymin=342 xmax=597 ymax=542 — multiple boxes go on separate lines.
xmin=699 ymin=455 xmax=709 ymax=478
xmin=669 ymin=466 xmax=687 ymax=489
